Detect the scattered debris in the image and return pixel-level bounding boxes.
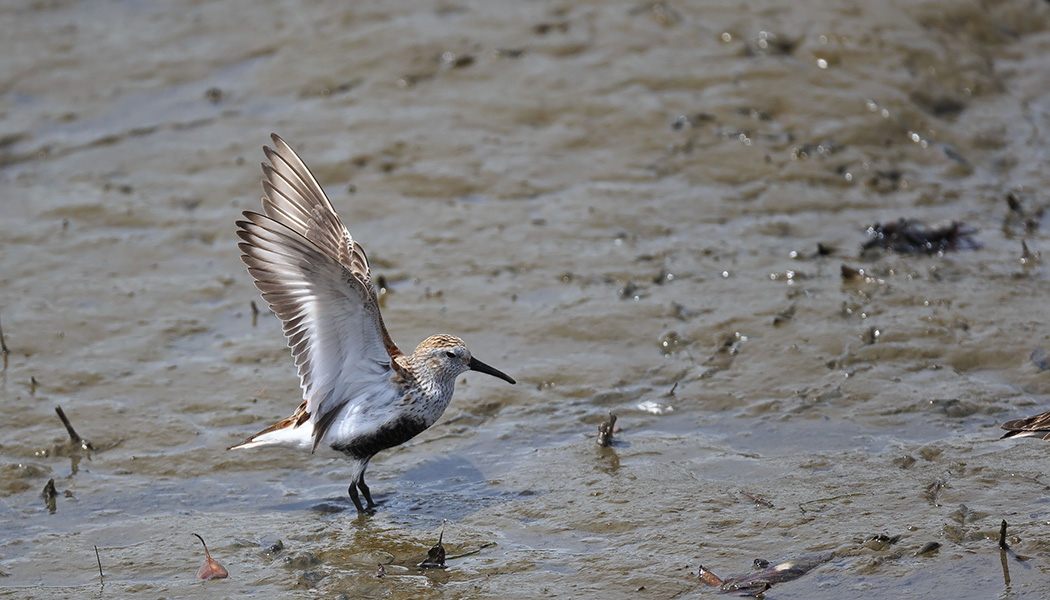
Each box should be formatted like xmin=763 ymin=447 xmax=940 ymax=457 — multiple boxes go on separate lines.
xmin=861 ymin=219 xmax=980 ymax=255
xmin=744 ymin=30 xmax=798 ymax=57
xmin=533 ymin=21 xmax=569 ymax=35
xmin=698 ymin=565 xmax=723 ymax=588
xmin=739 ymin=490 xmax=773 ymax=508
xmin=772 ymin=304 xmax=796 ymax=327
xmin=1020 ymin=240 xmax=1040 ymax=267
xmin=42 ymin=478 xmax=57 ymax=514
xmin=55 ymin=406 xmax=94 ymax=451
xmin=262 ymin=539 xmax=284 ymax=559
xmin=840 ymin=264 xmax=885 ymax=284
xmin=923 ymin=476 xmax=949 ymax=505
xmin=629 ymin=2 xmax=683 ymax=27
xmin=193 ymin=533 xmax=229 ymax=580
xmin=637 ymin=400 xmax=673 ymax=415
xmin=698 ymin=553 xmax=834 ymax=595
xmin=659 ymin=330 xmax=686 ymax=355
xmin=419 ymin=520 xmax=447 ymax=569
xmin=862 ymin=533 xmax=901 ymax=551
xmin=914 ymin=542 xmax=940 ymax=556
xmin=862 ymin=326 xmax=881 ymax=345
xmin=204 ymin=87 xmax=223 ymax=104
xmin=597 ymin=413 xmax=618 ymax=447
xmin=1005 ymin=191 xmax=1045 ymax=234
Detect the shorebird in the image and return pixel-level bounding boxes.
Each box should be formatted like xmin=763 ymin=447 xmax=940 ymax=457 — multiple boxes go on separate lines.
xmin=1001 ymin=409 xmax=1050 ymax=440
xmin=228 ymin=134 xmax=516 ymax=513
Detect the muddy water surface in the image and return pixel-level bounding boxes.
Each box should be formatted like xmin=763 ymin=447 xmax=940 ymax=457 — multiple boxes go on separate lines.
xmin=3 ymin=1 xmax=1050 ymax=598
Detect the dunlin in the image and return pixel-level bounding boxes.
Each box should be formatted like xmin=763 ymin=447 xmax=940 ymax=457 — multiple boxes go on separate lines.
xmin=1001 ymin=409 xmax=1050 ymax=440
xmin=229 ymin=134 xmax=516 ymax=513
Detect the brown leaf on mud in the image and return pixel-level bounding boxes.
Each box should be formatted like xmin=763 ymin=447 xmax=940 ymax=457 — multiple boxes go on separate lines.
xmin=193 ymin=533 xmax=229 ymax=580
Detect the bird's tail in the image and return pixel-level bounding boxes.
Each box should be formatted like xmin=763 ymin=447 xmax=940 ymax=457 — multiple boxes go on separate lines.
xmin=227 ymin=401 xmax=313 ymax=451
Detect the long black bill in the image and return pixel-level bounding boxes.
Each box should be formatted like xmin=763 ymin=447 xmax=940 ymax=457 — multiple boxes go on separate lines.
xmin=468 ymin=356 xmax=516 ymax=384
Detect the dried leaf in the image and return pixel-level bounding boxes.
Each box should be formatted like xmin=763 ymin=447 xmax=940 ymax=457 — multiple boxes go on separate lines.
xmin=193 ymin=533 xmax=229 ymax=580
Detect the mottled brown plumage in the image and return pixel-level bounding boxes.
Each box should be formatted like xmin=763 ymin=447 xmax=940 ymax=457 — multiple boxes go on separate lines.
xmin=228 ymin=134 xmax=515 ymax=513
xmin=1001 ymin=409 xmax=1050 ymax=440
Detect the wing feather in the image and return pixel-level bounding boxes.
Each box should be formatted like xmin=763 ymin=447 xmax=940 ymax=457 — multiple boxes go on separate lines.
xmin=238 ymin=134 xmax=404 ymax=449
xmin=1001 ymin=409 xmax=1050 ymax=440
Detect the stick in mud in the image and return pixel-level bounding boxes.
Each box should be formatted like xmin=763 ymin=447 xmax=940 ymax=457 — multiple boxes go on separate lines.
xmin=0 ymin=312 xmax=9 ymax=355
xmin=999 ymin=521 xmax=1011 ymax=587
xmin=250 ymin=300 xmax=260 ymax=327
xmin=420 ymin=519 xmax=447 ymax=569
xmin=95 ymin=545 xmax=104 ymax=584
xmin=54 ymin=406 xmax=83 ymax=444
xmin=55 ymin=405 xmax=95 ymax=451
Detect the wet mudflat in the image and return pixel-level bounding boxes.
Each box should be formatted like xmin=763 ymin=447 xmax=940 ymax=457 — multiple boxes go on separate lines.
xmin=2 ymin=0 xmax=1050 ymax=598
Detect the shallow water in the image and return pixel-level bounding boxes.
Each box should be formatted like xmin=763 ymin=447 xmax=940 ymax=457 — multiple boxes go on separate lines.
xmin=2 ymin=0 xmax=1050 ymax=598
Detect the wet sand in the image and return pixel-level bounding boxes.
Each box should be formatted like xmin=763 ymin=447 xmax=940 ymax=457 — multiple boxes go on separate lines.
xmin=2 ymin=0 xmax=1050 ymax=598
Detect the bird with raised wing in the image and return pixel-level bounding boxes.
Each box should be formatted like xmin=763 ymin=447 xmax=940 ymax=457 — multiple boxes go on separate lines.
xmin=229 ymin=134 xmax=516 ymax=513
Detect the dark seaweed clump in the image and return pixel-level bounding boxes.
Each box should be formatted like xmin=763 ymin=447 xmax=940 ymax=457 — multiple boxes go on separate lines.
xmin=861 ymin=219 xmax=980 ymax=255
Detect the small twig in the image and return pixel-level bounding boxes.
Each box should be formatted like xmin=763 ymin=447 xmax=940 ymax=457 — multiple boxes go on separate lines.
xmin=249 ymin=300 xmax=260 ymax=327
xmin=420 ymin=519 xmax=447 ymax=569
xmin=739 ymin=490 xmax=774 ymax=508
xmin=0 ymin=312 xmax=9 ymax=355
xmin=797 ymin=493 xmax=864 ymax=514
xmin=999 ymin=520 xmax=1010 ymax=551
xmin=54 ymin=405 xmax=93 ymax=450
xmin=95 ymin=545 xmax=104 ymax=584
xmin=446 ymin=542 xmax=496 ymax=560
xmin=55 ymin=406 xmax=82 ymax=444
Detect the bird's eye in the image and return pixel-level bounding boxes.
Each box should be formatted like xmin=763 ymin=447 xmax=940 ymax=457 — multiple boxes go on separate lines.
xmin=445 ymin=351 xmax=456 ymax=358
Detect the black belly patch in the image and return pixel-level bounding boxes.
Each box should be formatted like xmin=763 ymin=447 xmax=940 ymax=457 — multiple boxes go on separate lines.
xmin=332 ymin=417 xmax=429 ymax=460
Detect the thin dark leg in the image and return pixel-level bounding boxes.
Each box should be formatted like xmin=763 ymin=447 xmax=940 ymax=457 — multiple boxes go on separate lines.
xmin=348 ymin=482 xmax=365 ymax=513
xmin=357 ymin=474 xmax=376 ymax=510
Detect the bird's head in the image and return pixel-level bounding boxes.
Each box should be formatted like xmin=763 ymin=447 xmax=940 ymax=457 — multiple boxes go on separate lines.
xmin=413 ymin=334 xmax=516 ymax=386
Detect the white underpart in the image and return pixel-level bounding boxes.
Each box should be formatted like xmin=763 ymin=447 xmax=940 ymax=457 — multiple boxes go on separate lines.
xmin=232 ymin=422 xmax=314 ymax=452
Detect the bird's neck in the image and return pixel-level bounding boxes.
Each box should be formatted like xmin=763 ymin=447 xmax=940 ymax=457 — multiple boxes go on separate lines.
xmin=401 ymin=357 xmax=456 ymax=424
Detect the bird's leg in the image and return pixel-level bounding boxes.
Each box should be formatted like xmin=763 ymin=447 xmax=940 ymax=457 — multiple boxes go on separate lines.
xmin=348 ymin=482 xmax=365 ymax=513
xmin=357 ymin=474 xmax=376 ymax=510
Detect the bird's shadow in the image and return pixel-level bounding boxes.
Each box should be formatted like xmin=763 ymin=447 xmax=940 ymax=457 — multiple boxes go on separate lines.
xmin=275 ymin=455 xmax=518 ymax=521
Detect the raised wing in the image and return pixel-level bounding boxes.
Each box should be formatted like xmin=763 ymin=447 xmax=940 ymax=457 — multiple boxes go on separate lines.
xmin=237 ymin=134 xmax=403 ymax=450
